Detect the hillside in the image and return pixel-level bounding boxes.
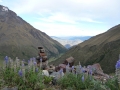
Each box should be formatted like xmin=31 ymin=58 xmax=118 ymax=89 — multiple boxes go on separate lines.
xmin=52 ymin=24 xmax=120 ymax=74
xmin=0 ymin=5 xmax=67 ymax=60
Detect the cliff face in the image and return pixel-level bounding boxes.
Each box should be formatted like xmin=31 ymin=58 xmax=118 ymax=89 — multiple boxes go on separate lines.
xmin=0 ymin=5 xmax=67 ymax=60
xmin=52 ymin=24 xmax=120 ymax=74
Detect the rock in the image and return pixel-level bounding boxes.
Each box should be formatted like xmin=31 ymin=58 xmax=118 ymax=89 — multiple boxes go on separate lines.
xmin=48 ymin=64 xmax=56 ymax=74
xmin=42 ymin=70 xmax=49 ymax=76
xmin=63 ymin=56 xmax=75 ymax=67
xmin=1 ymin=86 xmax=18 ymax=90
xmin=50 ymin=71 xmax=64 ymax=80
xmin=87 ymin=63 xmax=109 ymax=80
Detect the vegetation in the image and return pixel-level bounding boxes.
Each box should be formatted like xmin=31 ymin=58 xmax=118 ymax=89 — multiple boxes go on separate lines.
xmin=0 ymin=56 xmax=120 ymax=90
xmin=53 ymin=24 xmax=120 ymax=74
xmin=0 ymin=66 xmax=45 ymax=90
xmin=58 ymin=73 xmax=120 ymax=90
xmin=49 ymin=53 xmax=64 ymax=63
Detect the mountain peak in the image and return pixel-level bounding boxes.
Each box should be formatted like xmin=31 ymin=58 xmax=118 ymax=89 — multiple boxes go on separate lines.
xmin=0 ymin=5 xmax=9 ymax=11
xmin=0 ymin=5 xmax=67 ymax=59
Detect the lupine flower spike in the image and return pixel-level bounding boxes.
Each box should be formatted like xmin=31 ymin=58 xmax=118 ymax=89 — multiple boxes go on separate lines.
xmin=89 ymin=70 xmax=93 ymax=80
xmin=3 ymin=56 xmax=8 ymax=68
xmin=40 ymin=57 xmax=42 ymax=69
xmin=18 ymin=69 xmax=23 ymax=77
xmin=66 ymin=63 xmax=70 ymax=73
xmin=59 ymin=68 xmax=63 ymax=77
xmin=115 ymin=54 xmax=120 ymax=84
xmin=4 ymin=56 xmax=8 ymax=64
xmin=82 ymin=75 xmax=84 ymax=82
xmin=35 ymin=68 xmax=38 ymax=72
xmin=72 ymin=66 xmax=75 ymax=74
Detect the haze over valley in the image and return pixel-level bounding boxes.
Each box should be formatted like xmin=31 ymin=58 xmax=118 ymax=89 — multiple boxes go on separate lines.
xmin=51 ymin=36 xmax=91 ymax=48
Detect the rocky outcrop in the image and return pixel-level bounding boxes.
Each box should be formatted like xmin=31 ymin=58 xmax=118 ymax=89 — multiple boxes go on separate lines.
xmin=87 ymin=63 xmax=109 ymax=80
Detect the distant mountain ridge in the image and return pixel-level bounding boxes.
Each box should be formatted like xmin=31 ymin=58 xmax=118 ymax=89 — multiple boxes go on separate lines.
xmin=51 ymin=24 xmax=120 ymax=74
xmin=69 ymin=36 xmax=91 ymax=41
xmin=0 ymin=5 xmax=67 ymax=60
xmin=51 ymin=36 xmax=91 ymax=49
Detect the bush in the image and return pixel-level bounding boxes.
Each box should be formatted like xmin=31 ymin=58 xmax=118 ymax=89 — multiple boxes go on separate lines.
xmin=105 ymin=76 xmax=120 ymax=90
xmin=58 ymin=73 xmax=94 ymax=90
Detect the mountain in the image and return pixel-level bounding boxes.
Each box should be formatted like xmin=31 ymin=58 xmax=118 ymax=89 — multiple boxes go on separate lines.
xmin=69 ymin=36 xmax=91 ymax=41
xmin=51 ymin=36 xmax=91 ymax=49
xmin=52 ymin=24 xmax=120 ymax=74
xmin=0 ymin=5 xmax=67 ymax=60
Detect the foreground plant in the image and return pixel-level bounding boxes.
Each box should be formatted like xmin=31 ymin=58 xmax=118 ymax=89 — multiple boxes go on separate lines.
xmin=58 ymin=72 xmax=120 ymax=90
xmin=116 ymin=59 xmax=120 ymax=82
xmin=58 ymin=73 xmax=94 ymax=90
xmin=1 ymin=56 xmax=120 ymax=90
xmin=1 ymin=56 xmax=45 ymax=90
xmin=105 ymin=76 xmax=119 ymax=90
xmin=17 ymin=69 xmax=45 ymax=90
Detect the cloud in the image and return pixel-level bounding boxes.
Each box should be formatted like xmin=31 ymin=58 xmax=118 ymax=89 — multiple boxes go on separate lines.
xmin=3 ymin=0 xmax=120 ymax=23
xmin=2 ymin=0 xmax=120 ymax=36
xmin=36 ymin=12 xmax=103 ymax=24
xmin=79 ymin=17 xmax=103 ymax=23
xmin=32 ymin=21 xmax=108 ymax=36
xmin=0 ymin=0 xmax=2 ymax=2
xmin=37 ymin=12 xmax=77 ymax=24
xmin=6 ymin=0 xmax=120 ymax=18
xmin=34 ymin=1 xmax=118 ymax=23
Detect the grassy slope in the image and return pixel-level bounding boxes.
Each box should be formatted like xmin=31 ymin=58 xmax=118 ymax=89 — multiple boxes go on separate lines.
xmin=0 ymin=5 xmax=67 ymax=60
xmin=52 ymin=24 xmax=120 ymax=74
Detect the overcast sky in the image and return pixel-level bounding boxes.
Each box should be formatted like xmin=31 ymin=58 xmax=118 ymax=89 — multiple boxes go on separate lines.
xmin=1 ymin=0 xmax=120 ymax=36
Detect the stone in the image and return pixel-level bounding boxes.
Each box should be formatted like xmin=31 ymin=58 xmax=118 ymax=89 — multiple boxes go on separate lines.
xmin=42 ymin=70 xmax=49 ymax=76
xmin=50 ymin=71 xmax=64 ymax=80
xmin=63 ymin=56 xmax=75 ymax=67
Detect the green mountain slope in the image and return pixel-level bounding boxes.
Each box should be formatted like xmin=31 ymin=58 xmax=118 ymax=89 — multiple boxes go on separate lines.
xmin=52 ymin=24 xmax=120 ymax=74
xmin=0 ymin=5 xmax=67 ymax=60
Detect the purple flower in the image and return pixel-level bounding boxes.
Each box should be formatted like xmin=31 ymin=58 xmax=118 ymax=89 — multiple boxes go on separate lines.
xmin=22 ymin=61 xmax=24 ymax=67
xmin=82 ymin=75 xmax=84 ymax=82
xmin=82 ymin=68 xmax=85 ymax=73
xmin=89 ymin=70 xmax=93 ymax=80
xmin=72 ymin=66 xmax=74 ymax=70
xmin=115 ymin=60 xmax=120 ymax=69
xmin=34 ymin=61 xmax=37 ymax=66
xmin=59 ymin=68 xmax=63 ymax=74
xmin=40 ymin=57 xmax=42 ymax=62
xmin=35 ymin=68 xmax=38 ymax=72
xmin=32 ymin=57 xmax=36 ymax=61
xmin=79 ymin=65 xmax=82 ymax=69
xmin=4 ymin=56 xmax=8 ymax=64
xmin=18 ymin=69 xmax=23 ymax=77
xmin=89 ymin=70 xmax=93 ymax=75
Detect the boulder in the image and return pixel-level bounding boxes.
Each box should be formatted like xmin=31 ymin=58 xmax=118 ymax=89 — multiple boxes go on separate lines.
xmin=63 ymin=56 xmax=75 ymax=67
xmin=87 ymin=63 xmax=109 ymax=80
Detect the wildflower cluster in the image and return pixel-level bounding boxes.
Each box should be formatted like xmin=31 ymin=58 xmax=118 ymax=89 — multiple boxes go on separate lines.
xmin=1 ymin=56 xmax=45 ymax=90
xmin=58 ymin=62 xmax=120 ymax=90
xmin=116 ymin=59 xmax=120 ymax=84
xmin=0 ymin=55 xmax=120 ymax=90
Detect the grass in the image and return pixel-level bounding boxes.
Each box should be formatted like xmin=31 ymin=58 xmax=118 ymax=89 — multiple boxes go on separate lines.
xmin=0 ymin=57 xmax=120 ymax=90
xmin=58 ymin=73 xmax=120 ymax=90
xmin=48 ymin=53 xmax=64 ymax=63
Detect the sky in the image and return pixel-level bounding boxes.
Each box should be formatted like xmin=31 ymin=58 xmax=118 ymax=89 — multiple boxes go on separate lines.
xmin=0 ymin=0 xmax=120 ymax=36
